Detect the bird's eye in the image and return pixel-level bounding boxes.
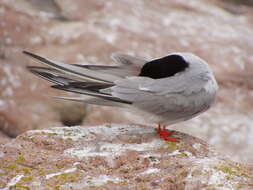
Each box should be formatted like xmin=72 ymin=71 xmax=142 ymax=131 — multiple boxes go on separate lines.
xmin=139 ymin=55 xmax=189 ymax=79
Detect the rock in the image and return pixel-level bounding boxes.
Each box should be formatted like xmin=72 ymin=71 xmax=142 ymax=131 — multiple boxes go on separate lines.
xmin=0 ymin=130 xmax=10 ymax=145
xmin=1 ymin=0 xmax=253 ymax=164
xmin=0 ymin=124 xmax=252 ymax=190
xmin=54 ymin=0 xmax=105 ymax=20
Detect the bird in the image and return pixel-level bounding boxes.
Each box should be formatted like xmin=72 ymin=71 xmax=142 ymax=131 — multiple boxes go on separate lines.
xmin=23 ymin=50 xmax=218 ymax=142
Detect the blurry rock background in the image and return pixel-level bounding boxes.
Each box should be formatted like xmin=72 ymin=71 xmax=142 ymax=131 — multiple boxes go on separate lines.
xmin=0 ymin=0 xmax=253 ymax=164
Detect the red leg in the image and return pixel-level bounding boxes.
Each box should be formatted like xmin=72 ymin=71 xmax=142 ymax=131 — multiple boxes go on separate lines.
xmin=156 ymin=124 xmax=178 ymax=142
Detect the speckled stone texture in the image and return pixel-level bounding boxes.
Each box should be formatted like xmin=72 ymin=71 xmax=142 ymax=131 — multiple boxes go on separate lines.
xmin=1 ymin=0 xmax=253 ymax=164
xmin=0 ymin=124 xmax=252 ymax=190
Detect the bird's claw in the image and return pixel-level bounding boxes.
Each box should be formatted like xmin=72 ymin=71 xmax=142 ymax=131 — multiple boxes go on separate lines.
xmin=156 ymin=124 xmax=178 ymax=142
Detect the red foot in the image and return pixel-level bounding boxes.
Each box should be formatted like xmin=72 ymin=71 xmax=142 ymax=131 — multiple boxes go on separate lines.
xmin=156 ymin=124 xmax=178 ymax=142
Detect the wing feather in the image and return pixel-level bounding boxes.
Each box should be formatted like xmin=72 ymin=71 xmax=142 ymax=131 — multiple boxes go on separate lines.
xmin=23 ymin=51 xmax=119 ymax=83
xmin=27 ymin=66 xmax=79 ymax=85
xmin=52 ymin=84 xmax=132 ymax=104
xmin=111 ymin=52 xmax=147 ymax=66
xmin=53 ymin=96 xmax=126 ymax=107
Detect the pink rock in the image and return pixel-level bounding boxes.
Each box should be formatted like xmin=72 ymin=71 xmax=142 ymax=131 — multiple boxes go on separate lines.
xmin=0 ymin=124 xmax=252 ymax=189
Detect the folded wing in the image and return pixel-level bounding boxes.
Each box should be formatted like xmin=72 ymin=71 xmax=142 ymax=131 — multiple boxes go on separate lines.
xmin=24 ymin=51 xmax=147 ymax=107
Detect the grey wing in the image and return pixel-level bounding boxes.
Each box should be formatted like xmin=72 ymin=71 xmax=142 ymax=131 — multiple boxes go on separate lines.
xmin=110 ymin=74 xmax=205 ymax=101
xmin=24 ymin=51 xmax=120 ymax=83
xmin=108 ymin=75 xmax=208 ymax=119
xmin=24 ymin=51 xmax=148 ymax=107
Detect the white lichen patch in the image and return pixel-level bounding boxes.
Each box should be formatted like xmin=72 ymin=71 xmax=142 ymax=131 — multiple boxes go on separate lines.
xmin=140 ymin=168 xmax=160 ymax=175
xmin=184 ymin=151 xmax=193 ymax=157
xmin=85 ymin=124 xmax=154 ymax=138
xmin=206 ymin=169 xmax=240 ymax=190
xmin=185 ymin=157 xmax=249 ymax=190
xmin=28 ymin=124 xmax=154 ymax=142
xmin=45 ymin=168 xmax=77 ymax=179
xmin=168 ymin=150 xmax=180 ymax=156
xmin=168 ymin=150 xmax=193 ymax=158
xmin=64 ymin=146 xmax=106 ymax=159
xmin=192 ymin=143 xmax=202 ymax=150
xmin=64 ymin=139 xmax=164 ymax=159
xmin=100 ymin=139 xmax=164 ymax=154
xmin=208 ymin=170 xmax=232 ymax=187
xmin=87 ymin=175 xmax=123 ymax=186
xmin=27 ymin=127 xmax=95 ymax=141
xmin=62 ymin=174 xmax=125 ymax=189
xmin=73 ymin=162 xmax=81 ymax=166
xmin=2 ymin=174 xmax=24 ymax=190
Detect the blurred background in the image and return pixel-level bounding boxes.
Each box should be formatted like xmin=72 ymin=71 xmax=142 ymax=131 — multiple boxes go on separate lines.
xmin=0 ymin=0 xmax=253 ymax=164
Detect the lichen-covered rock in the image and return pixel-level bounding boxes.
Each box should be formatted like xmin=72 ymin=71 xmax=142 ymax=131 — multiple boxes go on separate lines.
xmin=0 ymin=124 xmax=252 ymax=190
xmin=0 ymin=131 xmax=10 ymax=145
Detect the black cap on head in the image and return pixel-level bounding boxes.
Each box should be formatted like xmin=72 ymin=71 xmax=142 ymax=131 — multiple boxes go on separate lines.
xmin=139 ymin=54 xmax=189 ymax=79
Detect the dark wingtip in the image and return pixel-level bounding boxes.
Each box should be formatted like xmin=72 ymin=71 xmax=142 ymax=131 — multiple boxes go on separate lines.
xmin=51 ymin=85 xmax=66 ymax=90
xmin=23 ymin=50 xmax=41 ymax=59
xmin=23 ymin=51 xmax=40 ymax=72
xmin=22 ymin=50 xmax=34 ymax=56
xmin=26 ymin=65 xmax=33 ymax=72
xmin=26 ymin=65 xmax=40 ymax=73
xmin=25 ymin=66 xmax=42 ymax=77
xmin=22 ymin=51 xmax=50 ymax=65
xmin=22 ymin=50 xmax=29 ymax=54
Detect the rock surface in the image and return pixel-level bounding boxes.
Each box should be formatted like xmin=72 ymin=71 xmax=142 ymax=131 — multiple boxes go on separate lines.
xmin=0 ymin=0 xmax=253 ymax=164
xmin=0 ymin=124 xmax=253 ymax=190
